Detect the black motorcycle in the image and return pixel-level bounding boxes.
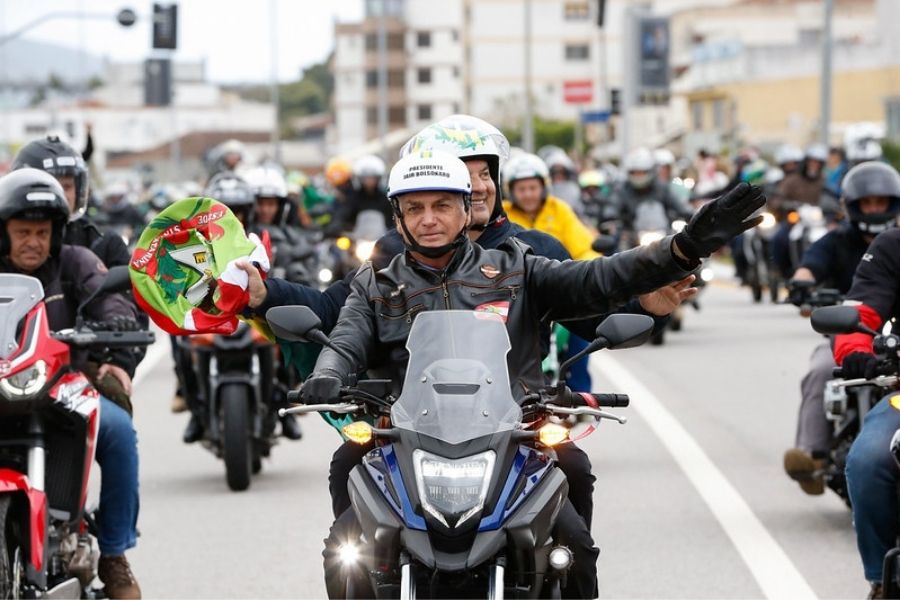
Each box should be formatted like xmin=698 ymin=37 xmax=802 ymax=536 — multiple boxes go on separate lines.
xmin=268 ymin=307 xmax=653 ymax=598
xmin=178 ymin=320 xmax=289 ymax=491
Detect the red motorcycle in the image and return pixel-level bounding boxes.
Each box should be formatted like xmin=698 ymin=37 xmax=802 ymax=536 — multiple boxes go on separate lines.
xmin=0 ymin=266 xmax=153 ymax=597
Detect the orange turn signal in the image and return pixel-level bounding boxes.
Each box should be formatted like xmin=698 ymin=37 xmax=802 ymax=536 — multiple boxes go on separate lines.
xmin=538 ymin=423 xmax=569 ymax=447
xmin=342 ymin=421 xmax=374 ymax=445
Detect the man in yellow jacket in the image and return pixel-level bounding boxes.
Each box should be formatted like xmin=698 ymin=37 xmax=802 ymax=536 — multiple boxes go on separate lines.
xmin=502 ymin=151 xmax=601 ymax=390
xmin=502 ymin=152 xmax=600 ymax=260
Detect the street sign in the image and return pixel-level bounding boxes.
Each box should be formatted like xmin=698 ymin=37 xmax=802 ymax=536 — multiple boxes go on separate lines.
xmin=563 ymin=80 xmax=593 ymax=104
xmin=582 ymin=110 xmax=610 ymax=123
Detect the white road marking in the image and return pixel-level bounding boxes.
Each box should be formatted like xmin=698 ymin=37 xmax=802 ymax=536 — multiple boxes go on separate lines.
xmin=590 ymin=354 xmax=817 ymax=600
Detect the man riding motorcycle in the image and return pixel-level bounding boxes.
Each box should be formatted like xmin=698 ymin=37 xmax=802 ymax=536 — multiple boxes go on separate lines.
xmin=333 ymin=155 xmax=393 ymax=233
xmin=241 ymin=115 xmax=692 ymax=534
xmin=783 ymin=161 xmax=900 ymax=494
xmin=0 ymin=169 xmax=143 ymax=599
xmin=830 ymin=221 xmax=900 ymax=598
xmin=294 ymin=148 xmax=764 ymax=598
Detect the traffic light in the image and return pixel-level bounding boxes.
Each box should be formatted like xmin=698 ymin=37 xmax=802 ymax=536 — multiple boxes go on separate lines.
xmin=597 ymin=0 xmax=606 ymax=27
xmin=144 ymin=58 xmax=172 ymax=106
xmin=610 ymin=88 xmax=621 ymax=115
xmin=152 ymin=3 xmax=178 ymax=50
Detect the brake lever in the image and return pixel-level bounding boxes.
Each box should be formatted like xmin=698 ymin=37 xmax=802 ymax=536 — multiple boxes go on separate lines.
xmin=544 ymin=403 xmax=628 ymax=425
xmin=278 ymin=402 xmax=361 ymax=417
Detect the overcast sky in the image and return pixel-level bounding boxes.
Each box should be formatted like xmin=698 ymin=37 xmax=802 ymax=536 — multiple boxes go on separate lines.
xmin=0 ymin=0 xmax=364 ymax=83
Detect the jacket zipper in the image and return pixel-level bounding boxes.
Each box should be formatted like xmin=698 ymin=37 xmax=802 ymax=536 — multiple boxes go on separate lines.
xmin=441 ymin=277 xmax=451 ymax=309
xmin=469 ymin=285 xmax=519 ymax=300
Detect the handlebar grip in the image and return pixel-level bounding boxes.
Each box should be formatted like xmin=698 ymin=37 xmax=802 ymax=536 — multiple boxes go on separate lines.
xmin=287 ymin=390 xmax=302 ymax=404
xmin=590 ymin=393 xmax=630 ymax=407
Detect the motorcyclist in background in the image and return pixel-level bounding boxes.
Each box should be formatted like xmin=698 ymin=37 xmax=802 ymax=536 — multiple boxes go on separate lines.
xmin=12 ymin=136 xmax=131 ymax=269
xmin=0 ymin=169 xmax=143 ymax=599
xmin=654 ymin=148 xmax=691 ymax=205
xmin=205 ymin=139 xmax=245 ymax=182
xmin=334 ymin=155 xmax=393 ymax=233
xmin=544 ymin=150 xmax=586 ymax=217
xmin=847 ymin=137 xmax=884 ymax=168
xmin=609 ymin=147 xmax=693 ymax=248
xmin=97 ymin=182 xmax=147 ymax=242
xmin=502 ymin=152 xmax=600 ymax=392
xmin=783 ymin=161 xmax=900 ymax=495
xmin=825 ymin=146 xmax=849 ymax=196
xmin=577 ymin=168 xmax=615 ymax=232
xmin=775 ymin=144 xmax=805 ymax=180
xmin=324 ymin=156 xmax=354 ymax=202
xmin=770 ymin=144 xmax=828 ymax=278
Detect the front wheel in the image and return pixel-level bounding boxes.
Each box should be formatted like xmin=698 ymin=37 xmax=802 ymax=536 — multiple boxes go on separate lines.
xmin=0 ymin=495 xmax=24 ymax=599
xmin=221 ymin=385 xmax=253 ymax=492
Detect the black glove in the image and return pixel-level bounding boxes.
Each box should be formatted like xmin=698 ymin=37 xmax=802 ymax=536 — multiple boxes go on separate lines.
xmin=300 ymin=374 xmax=342 ymax=404
xmin=841 ymin=352 xmax=879 ymax=380
xmin=674 ymin=182 xmax=766 ymax=261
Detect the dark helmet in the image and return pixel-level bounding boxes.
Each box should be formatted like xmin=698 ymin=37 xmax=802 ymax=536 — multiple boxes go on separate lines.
xmin=12 ymin=136 xmax=89 ymax=220
xmin=841 ymin=161 xmax=900 ymax=235
xmin=204 ymin=170 xmax=256 ymax=228
xmin=0 ymin=168 xmax=70 ymax=257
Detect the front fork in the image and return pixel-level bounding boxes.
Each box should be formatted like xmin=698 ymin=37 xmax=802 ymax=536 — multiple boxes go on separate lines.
xmin=398 ymin=555 xmax=508 ymax=600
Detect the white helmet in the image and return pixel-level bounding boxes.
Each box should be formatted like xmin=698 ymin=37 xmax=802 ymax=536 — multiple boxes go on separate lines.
xmin=400 ymin=114 xmax=510 ymax=227
xmin=805 ymin=143 xmax=828 ymax=163
xmin=847 ymin=139 xmax=883 ymax=163
xmin=774 ymin=144 xmax=803 ymax=167
xmin=543 ymin=151 xmax=575 ymax=174
xmin=353 ymin=154 xmax=387 ymax=179
xmin=504 ymin=153 xmax=550 ymax=188
xmin=653 ymin=148 xmax=675 ymax=166
xmin=387 ymin=150 xmax=473 ymax=258
xmin=387 ymin=150 xmax=472 ymax=202
xmin=623 ymin=147 xmax=656 ymax=172
xmin=243 ymin=165 xmax=288 ymax=199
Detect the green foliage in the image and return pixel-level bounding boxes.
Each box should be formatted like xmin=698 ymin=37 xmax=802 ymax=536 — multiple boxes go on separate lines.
xmin=882 ymin=140 xmax=900 ymax=172
xmin=502 ymin=117 xmax=577 ymax=152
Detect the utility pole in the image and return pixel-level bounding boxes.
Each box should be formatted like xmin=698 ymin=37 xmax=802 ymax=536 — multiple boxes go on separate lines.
xmin=269 ymin=0 xmax=281 ymax=163
xmin=819 ymin=0 xmax=834 ymax=146
xmin=522 ymin=0 xmax=534 ymax=153
xmin=377 ymin=0 xmax=388 ymax=161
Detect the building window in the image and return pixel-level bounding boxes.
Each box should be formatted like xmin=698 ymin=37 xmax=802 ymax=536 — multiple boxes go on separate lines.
xmin=452 ymin=66 xmax=460 ymax=78
xmin=25 ymin=123 xmax=47 ymax=135
xmin=418 ymin=104 xmax=432 ymax=121
xmin=712 ymin=98 xmax=726 ymax=130
xmin=564 ymin=44 xmax=590 ymax=61
xmin=690 ymin=100 xmax=704 ymax=131
xmin=451 ymin=29 xmax=459 ymax=42
xmin=417 ymin=31 xmax=431 ymax=47
xmin=365 ymin=32 xmax=404 ymax=51
xmin=417 ymin=67 xmax=432 ymax=84
xmin=367 ymin=69 xmax=404 ymax=88
xmin=564 ymin=1 xmax=589 ymax=20
xmin=366 ymin=107 xmax=377 ymax=126
xmin=365 ymin=34 xmax=376 ymax=51
xmin=389 ymin=106 xmax=405 ymax=125
xmin=366 ymin=70 xmax=378 ymax=88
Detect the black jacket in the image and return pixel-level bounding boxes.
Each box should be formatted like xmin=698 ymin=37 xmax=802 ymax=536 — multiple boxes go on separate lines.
xmin=0 ymin=245 xmax=138 ymax=375
xmin=800 ymin=223 xmax=872 ymax=294
xmin=64 ymin=218 xmax=131 ymax=268
xmin=313 ymin=236 xmax=692 ymax=398
xmin=846 ymin=227 xmax=900 ymax=324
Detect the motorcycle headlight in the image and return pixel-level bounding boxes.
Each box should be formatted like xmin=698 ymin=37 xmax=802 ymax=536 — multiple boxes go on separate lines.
xmin=639 ymin=231 xmax=666 ymax=246
xmin=318 ymin=268 xmax=334 ymax=283
xmin=700 ymin=267 xmax=714 ymax=282
xmin=671 ymin=219 xmax=687 ymax=233
xmin=355 ymin=240 xmax=376 ymax=262
xmin=0 ymin=360 xmax=48 ymax=400
xmin=758 ymin=212 xmax=777 ymax=230
xmin=413 ymin=449 xmax=495 ymax=529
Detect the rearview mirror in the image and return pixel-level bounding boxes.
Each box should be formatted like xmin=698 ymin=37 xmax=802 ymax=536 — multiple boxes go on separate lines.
xmin=810 ymin=305 xmax=872 ymax=336
xmin=594 ymin=314 xmax=655 ymax=350
xmin=266 ymin=306 xmax=324 ymax=343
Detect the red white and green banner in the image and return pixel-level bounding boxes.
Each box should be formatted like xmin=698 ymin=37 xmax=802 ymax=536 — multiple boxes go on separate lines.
xmin=129 ymin=197 xmax=270 ymax=335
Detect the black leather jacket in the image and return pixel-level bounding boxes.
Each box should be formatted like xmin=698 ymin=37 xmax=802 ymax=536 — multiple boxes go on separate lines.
xmin=314 ymin=235 xmax=693 ymax=398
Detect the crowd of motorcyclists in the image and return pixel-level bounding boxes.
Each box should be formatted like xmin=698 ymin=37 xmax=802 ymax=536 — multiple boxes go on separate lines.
xmin=0 ymin=114 xmax=898 ymax=599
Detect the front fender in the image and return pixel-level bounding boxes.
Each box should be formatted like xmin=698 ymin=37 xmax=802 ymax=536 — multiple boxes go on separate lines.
xmin=0 ymin=469 xmax=47 ymax=571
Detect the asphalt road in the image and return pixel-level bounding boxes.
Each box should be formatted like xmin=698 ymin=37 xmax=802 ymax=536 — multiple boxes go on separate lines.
xmin=121 ymin=276 xmax=865 ymax=599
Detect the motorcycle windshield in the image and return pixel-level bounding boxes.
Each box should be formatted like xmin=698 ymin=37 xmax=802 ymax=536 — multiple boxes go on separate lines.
xmin=352 ymin=209 xmax=388 ymax=240
xmin=634 ymin=200 xmax=670 ymax=232
xmin=391 ymin=311 xmax=522 ymax=445
xmin=0 ymin=274 xmax=45 ymax=360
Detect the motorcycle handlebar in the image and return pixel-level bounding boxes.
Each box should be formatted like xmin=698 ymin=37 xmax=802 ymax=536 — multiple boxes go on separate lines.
xmin=52 ymin=329 xmax=155 ymax=348
xmin=561 ymin=390 xmax=630 ymax=408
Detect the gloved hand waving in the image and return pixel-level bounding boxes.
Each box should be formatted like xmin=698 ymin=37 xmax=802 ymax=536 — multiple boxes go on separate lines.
xmin=674 ymin=182 xmax=766 ymax=262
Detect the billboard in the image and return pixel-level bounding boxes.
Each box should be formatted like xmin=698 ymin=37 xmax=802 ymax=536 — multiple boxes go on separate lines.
xmin=638 ymin=17 xmax=670 ymax=105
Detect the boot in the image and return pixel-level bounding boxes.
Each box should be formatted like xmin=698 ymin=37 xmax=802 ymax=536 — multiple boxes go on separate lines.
xmin=783 ymin=448 xmax=825 ymax=495
xmin=182 ymin=414 xmax=205 ymax=444
xmin=281 ymin=414 xmax=303 ymax=441
xmin=868 ymin=582 xmax=883 ymax=599
xmin=170 ymin=392 xmax=188 ymax=414
xmin=98 ymin=554 xmax=141 ymax=599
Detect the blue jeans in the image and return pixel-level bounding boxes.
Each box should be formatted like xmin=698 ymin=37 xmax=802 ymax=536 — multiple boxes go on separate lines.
xmin=95 ymin=397 xmax=140 ymax=556
xmin=563 ymin=333 xmax=592 ymax=392
xmin=846 ymin=393 xmax=900 ymax=582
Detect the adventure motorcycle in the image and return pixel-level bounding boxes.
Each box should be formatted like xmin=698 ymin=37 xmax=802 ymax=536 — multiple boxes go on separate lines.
xmin=0 ymin=267 xmax=154 ymax=598
xmin=743 ymin=210 xmax=780 ymax=303
xmin=267 ymin=307 xmax=653 ymax=598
